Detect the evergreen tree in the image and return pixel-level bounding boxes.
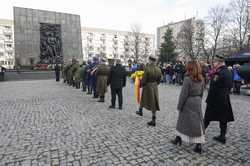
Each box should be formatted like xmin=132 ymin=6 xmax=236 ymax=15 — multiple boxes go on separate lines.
xmin=159 ymin=28 xmax=177 ymax=63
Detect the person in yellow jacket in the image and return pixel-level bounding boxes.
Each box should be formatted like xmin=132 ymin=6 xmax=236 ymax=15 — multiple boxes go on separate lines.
xmin=130 ymin=64 xmax=145 ymax=115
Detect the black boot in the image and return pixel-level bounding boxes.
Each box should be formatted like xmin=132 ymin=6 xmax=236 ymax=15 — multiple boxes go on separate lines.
xmin=213 ymin=123 xmax=227 ymax=144
xmin=97 ymin=96 xmax=105 ymax=102
xmin=171 ymin=136 xmax=182 ymax=146
xmin=109 ymin=105 xmax=115 ymax=109
xmin=193 ymin=143 xmax=202 ymax=154
xmin=136 ymin=107 xmax=143 ymax=116
xmin=93 ymin=95 xmax=99 ymax=98
xmin=147 ymin=116 xmax=156 ymax=126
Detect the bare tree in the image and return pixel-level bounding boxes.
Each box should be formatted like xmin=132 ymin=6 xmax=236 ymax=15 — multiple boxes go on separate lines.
xmin=177 ymin=19 xmax=205 ymax=60
xmin=205 ymin=5 xmax=230 ymax=61
xmin=130 ymin=23 xmax=144 ymax=63
xmin=229 ymin=0 xmax=250 ymax=50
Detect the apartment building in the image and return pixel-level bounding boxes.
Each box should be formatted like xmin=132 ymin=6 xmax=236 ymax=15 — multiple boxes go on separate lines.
xmin=82 ymin=27 xmax=155 ymax=65
xmin=0 ymin=19 xmax=14 ymax=69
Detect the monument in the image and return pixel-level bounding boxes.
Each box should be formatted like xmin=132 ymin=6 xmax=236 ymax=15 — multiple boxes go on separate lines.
xmin=13 ymin=7 xmax=82 ymax=66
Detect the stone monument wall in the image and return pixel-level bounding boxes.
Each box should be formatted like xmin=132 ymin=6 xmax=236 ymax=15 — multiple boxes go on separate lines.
xmin=14 ymin=7 xmax=82 ymax=66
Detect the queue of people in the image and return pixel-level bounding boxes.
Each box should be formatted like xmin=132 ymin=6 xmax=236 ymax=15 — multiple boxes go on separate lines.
xmin=61 ymin=57 xmax=126 ymax=109
xmin=56 ymin=55 xmax=236 ymax=154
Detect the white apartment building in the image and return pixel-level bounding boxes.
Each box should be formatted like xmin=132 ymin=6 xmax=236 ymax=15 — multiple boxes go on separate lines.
xmin=0 ymin=19 xmax=14 ymax=69
xmin=82 ymin=27 xmax=155 ymax=65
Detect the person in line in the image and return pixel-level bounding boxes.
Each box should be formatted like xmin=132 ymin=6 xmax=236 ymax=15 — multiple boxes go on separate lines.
xmin=96 ymin=58 xmax=110 ymax=102
xmin=85 ymin=60 xmax=93 ymax=94
xmin=204 ymin=55 xmax=234 ymax=144
xmin=108 ymin=59 xmax=127 ymax=110
xmin=232 ymin=64 xmax=242 ymax=95
xmin=91 ymin=57 xmax=99 ymax=98
xmin=55 ymin=63 xmax=60 ymax=82
xmin=80 ymin=61 xmax=87 ymax=92
xmin=139 ymin=56 xmax=162 ymax=126
xmin=171 ymin=61 xmax=205 ymax=154
xmin=131 ymin=64 xmax=145 ymax=115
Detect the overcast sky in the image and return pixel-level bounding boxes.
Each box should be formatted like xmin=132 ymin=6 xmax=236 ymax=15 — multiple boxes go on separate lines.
xmin=0 ymin=0 xmax=231 ymax=34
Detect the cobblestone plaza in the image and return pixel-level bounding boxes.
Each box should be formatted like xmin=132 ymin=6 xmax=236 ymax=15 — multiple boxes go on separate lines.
xmin=0 ymin=80 xmax=249 ymax=165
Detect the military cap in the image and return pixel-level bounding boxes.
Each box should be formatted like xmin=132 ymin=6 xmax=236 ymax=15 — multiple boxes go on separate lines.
xmin=149 ymin=56 xmax=157 ymax=62
xmin=214 ymin=54 xmax=224 ymax=60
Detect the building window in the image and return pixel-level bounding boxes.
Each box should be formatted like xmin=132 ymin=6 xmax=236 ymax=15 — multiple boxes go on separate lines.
xmin=0 ymin=52 xmax=3 ymax=56
xmin=5 ymin=35 xmax=12 ymax=39
xmin=4 ymin=26 xmax=11 ymax=29
xmin=6 ymin=44 xmax=12 ymax=48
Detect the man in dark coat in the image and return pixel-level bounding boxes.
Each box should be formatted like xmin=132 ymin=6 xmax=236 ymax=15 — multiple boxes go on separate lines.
xmin=108 ymin=59 xmax=127 ymax=110
xmin=204 ymin=55 xmax=234 ymax=144
xmin=55 ymin=64 xmax=60 ymax=82
xmin=139 ymin=56 xmax=162 ymax=126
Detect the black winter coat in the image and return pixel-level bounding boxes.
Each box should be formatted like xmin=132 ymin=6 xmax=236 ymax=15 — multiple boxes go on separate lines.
xmin=205 ymin=65 xmax=234 ymax=123
xmin=108 ymin=64 xmax=127 ymax=89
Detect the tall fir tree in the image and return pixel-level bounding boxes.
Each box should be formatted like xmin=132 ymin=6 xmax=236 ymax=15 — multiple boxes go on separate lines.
xmin=159 ymin=28 xmax=177 ymax=63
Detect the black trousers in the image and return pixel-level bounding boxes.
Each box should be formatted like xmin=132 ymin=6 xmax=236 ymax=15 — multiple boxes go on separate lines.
xmin=233 ymin=81 xmax=241 ymax=94
xmin=204 ymin=120 xmax=227 ymax=137
xmin=55 ymin=72 xmax=60 ymax=82
xmin=111 ymin=88 xmax=123 ymax=107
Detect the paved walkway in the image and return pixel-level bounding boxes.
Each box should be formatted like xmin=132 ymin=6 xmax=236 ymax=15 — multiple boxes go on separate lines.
xmin=0 ymin=80 xmax=249 ymax=166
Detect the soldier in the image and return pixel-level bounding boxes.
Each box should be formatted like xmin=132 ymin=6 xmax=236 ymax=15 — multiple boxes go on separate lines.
xmin=73 ymin=61 xmax=81 ymax=89
xmin=139 ymin=56 xmax=162 ymax=126
xmin=71 ymin=60 xmax=81 ymax=89
xmin=204 ymin=55 xmax=234 ymax=144
xmin=108 ymin=59 xmax=127 ymax=110
xmin=96 ymin=58 xmax=110 ymax=102
xmin=80 ymin=61 xmax=87 ymax=92
xmin=68 ymin=60 xmax=75 ymax=86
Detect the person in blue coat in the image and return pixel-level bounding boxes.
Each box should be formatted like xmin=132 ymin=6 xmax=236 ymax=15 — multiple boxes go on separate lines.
xmin=232 ymin=64 xmax=242 ymax=94
xmin=91 ymin=57 xmax=99 ymax=98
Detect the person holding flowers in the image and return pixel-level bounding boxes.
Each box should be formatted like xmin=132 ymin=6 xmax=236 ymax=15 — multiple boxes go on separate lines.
xmin=131 ymin=64 xmax=145 ymax=114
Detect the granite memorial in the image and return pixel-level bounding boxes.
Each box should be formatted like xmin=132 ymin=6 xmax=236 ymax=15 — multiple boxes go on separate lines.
xmin=14 ymin=7 xmax=82 ymax=66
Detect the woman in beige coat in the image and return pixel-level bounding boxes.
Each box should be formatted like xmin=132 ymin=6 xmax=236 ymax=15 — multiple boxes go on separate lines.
xmin=171 ymin=61 xmax=205 ymax=154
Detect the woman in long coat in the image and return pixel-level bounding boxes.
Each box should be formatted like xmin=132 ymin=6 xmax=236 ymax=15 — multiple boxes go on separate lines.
xmin=96 ymin=60 xmax=110 ymax=102
xmin=172 ymin=61 xmax=205 ymax=154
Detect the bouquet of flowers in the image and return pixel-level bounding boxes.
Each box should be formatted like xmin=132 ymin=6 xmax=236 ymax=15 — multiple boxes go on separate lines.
xmin=131 ymin=71 xmax=144 ymax=104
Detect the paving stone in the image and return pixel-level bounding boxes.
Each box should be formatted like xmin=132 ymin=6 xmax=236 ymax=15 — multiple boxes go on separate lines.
xmin=0 ymin=80 xmax=248 ymax=166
